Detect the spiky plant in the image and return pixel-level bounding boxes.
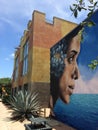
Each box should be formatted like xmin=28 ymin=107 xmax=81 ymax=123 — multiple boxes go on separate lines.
xmin=7 ymin=89 xmax=42 ymax=122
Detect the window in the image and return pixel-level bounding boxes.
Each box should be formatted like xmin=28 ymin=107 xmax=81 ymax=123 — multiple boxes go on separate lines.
xmin=22 ymin=41 xmax=28 ymax=75
xmin=14 ymin=56 xmax=18 ymax=80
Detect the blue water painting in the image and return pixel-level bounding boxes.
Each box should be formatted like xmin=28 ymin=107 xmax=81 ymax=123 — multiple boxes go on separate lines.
xmin=54 ymin=94 xmax=98 ymax=130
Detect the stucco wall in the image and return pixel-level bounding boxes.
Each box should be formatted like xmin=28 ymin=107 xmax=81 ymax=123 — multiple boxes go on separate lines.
xmin=12 ymin=10 xmax=77 ymax=88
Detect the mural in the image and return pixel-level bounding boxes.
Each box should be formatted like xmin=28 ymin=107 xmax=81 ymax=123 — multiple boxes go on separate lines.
xmin=50 ymin=10 xmax=98 ymax=130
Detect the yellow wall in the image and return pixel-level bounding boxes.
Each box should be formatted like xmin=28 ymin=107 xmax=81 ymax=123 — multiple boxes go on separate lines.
xmin=53 ymin=17 xmax=77 ymax=38
xmin=32 ymin=46 xmax=50 ymax=83
xmin=61 ymin=21 xmax=77 ymax=37
xmin=12 ymin=11 xmax=78 ymax=88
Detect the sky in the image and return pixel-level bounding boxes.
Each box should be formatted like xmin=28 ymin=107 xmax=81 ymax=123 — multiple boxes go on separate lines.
xmin=0 ymin=0 xmax=88 ymax=78
xmin=74 ymin=10 xmax=98 ymax=93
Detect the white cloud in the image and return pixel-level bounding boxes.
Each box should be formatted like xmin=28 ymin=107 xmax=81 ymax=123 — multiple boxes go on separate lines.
xmin=0 ymin=0 xmax=90 ymax=37
xmin=73 ymin=63 xmax=98 ymax=93
xmin=74 ymin=72 xmax=98 ymax=94
xmin=10 ymin=53 xmax=14 ymax=58
xmin=0 ymin=0 xmax=90 ymax=78
xmin=0 ymin=0 xmax=88 ymax=30
xmin=5 ymin=53 xmax=14 ymax=61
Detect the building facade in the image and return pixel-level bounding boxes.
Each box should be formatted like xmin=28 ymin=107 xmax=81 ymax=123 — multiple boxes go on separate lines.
xmin=49 ymin=10 xmax=98 ymax=130
xmin=12 ymin=10 xmax=77 ymax=107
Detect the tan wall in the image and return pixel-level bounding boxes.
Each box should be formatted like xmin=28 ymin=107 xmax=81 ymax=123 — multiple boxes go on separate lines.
xmin=31 ymin=11 xmax=77 ymax=83
xmin=12 ymin=10 xmax=78 ymax=88
xmin=60 ymin=19 xmax=77 ymax=37
xmin=33 ymin=11 xmax=77 ymax=49
xmin=32 ymin=46 xmax=50 ymax=83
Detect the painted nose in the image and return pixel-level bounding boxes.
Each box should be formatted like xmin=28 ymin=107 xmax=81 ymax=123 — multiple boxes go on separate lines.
xmin=72 ymin=67 xmax=80 ymax=80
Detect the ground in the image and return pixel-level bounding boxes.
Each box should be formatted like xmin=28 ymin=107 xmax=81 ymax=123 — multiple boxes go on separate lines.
xmin=0 ymin=101 xmax=76 ymax=130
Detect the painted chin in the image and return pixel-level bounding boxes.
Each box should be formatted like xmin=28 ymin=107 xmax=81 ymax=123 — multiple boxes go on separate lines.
xmin=60 ymin=94 xmax=70 ymax=104
xmin=65 ymin=95 xmax=70 ymax=103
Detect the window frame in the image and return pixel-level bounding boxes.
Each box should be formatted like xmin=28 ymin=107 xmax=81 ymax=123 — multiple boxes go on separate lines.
xmin=22 ymin=40 xmax=29 ymax=76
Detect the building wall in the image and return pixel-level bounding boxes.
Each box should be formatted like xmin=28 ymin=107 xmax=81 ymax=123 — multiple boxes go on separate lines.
xmin=12 ymin=10 xmax=78 ymax=107
xmin=32 ymin=46 xmax=50 ymax=83
xmin=50 ymin=10 xmax=98 ymax=130
xmin=31 ymin=10 xmax=77 ymax=83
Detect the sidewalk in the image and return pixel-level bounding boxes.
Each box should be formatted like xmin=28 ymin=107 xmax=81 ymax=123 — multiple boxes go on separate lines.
xmin=0 ymin=102 xmax=76 ymax=130
xmin=0 ymin=102 xmax=29 ymax=130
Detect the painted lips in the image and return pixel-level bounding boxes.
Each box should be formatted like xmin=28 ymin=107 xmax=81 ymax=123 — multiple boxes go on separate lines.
xmin=68 ymin=85 xmax=74 ymax=95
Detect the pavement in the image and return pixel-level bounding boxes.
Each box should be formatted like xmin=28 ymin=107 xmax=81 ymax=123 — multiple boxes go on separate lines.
xmin=0 ymin=101 xmax=30 ymax=130
xmin=0 ymin=101 xmax=76 ymax=130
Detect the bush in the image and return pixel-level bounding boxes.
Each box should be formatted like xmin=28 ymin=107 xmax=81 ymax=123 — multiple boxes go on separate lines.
xmin=7 ymin=89 xmax=42 ymax=122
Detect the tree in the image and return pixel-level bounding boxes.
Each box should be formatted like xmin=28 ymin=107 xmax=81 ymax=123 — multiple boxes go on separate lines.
xmin=0 ymin=78 xmax=11 ymax=86
xmin=70 ymin=0 xmax=98 ymax=70
xmin=0 ymin=78 xmax=12 ymax=103
xmin=70 ymin=0 xmax=98 ymax=19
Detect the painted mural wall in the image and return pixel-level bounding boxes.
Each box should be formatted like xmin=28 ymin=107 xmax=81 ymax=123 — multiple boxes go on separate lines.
xmin=50 ymin=10 xmax=98 ymax=130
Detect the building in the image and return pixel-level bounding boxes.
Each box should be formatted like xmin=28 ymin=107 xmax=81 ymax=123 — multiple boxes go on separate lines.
xmin=12 ymin=10 xmax=77 ymax=107
xmin=49 ymin=10 xmax=98 ymax=130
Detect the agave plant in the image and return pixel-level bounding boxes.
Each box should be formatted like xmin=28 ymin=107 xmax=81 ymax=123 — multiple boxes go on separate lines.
xmin=7 ymin=89 xmax=42 ymax=122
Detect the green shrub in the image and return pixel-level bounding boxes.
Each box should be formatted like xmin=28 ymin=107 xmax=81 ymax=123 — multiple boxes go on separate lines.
xmin=7 ymin=90 xmax=42 ymax=122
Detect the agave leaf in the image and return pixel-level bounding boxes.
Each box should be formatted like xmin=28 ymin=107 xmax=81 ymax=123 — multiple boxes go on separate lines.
xmin=7 ymin=89 xmax=42 ymax=122
xmin=25 ymin=92 xmax=30 ymax=110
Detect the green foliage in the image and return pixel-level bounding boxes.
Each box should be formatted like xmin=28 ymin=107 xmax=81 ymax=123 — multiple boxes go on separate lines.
xmin=70 ymin=0 xmax=98 ymax=28
xmin=70 ymin=0 xmax=98 ymax=18
xmin=87 ymin=20 xmax=96 ymax=27
xmin=70 ymin=0 xmax=87 ymax=18
xmin=70 ymin=0 xmax=98 ymax=70
xmin=2 ymin=86 xmax=11 ymax=105
xmin=0 ymin=78 xmax=11 ymax=101
xmin=78 ymin=27 xmax=85 ymax=42
xmin=70 ymin=0 xmax=97 ymax=38
xmin=2 ymin=94 xmax=11 ymax=105
xmin=88 ymin=59 xmax=98 ymax=70
xmin=7 ymin=90 xmax=42 ymax=122
xmin=0 ymin=78 xmax=11 ymax=86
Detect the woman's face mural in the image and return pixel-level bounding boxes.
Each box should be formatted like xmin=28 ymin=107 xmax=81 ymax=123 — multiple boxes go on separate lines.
xmin=59 ymin=35 xmax=80 ymax=104
xmin=50 ymin=34 xmax=81 ymax=108
xmin=50 ymin=11 xmax=98 ymax=130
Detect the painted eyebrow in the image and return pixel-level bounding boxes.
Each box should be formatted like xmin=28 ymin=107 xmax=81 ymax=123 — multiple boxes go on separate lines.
xmin=68 ymin=50 xmax=77 ymax=56
xmin=70 ymin=50 xmax=77 ymax=55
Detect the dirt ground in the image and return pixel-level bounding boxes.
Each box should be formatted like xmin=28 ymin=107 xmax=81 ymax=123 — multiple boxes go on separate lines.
xmin=0 ymin=101 xmax=76 ymax=130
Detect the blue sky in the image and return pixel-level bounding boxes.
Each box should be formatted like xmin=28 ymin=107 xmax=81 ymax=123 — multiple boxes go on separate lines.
xmin=74 ymin=10 xmax=98 ymax=94
xmin=0 ymin=0 xmax=88 ymax=78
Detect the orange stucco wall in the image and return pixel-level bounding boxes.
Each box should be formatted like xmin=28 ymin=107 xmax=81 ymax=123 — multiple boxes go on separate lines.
xmin=12 ymin=10 xmax=78 ymax=87
xmin=33 ymin=11 xmax=77 ymax=48
xmin=31 ymin=11 xmax=77 ymax=83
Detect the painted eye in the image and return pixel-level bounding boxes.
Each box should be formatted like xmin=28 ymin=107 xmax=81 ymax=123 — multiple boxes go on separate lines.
xmin=67 ymin=51 xmax=77 ymax=64
xmin=68 ymin=56 xmax=74 ymax=64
